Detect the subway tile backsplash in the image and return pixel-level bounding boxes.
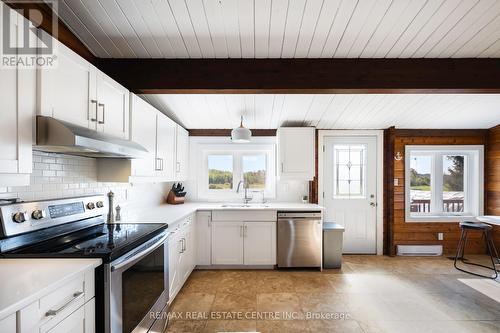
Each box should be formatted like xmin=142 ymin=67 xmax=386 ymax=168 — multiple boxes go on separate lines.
xmin=0 ymin=151 xmax=170 ymax=221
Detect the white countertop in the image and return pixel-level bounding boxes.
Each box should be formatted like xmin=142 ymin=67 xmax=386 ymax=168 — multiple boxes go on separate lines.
xmin=122 ymin=202 xmax=323 ymax=225
xmin=476 ymin=216 xmax=500 ymax=226
xmin=0 ymin=258 xmax=101 ymax=320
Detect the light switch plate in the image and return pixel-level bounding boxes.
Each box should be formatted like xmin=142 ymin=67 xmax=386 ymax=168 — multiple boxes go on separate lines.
xmin=394 ymin=178 xmax=399 ymax=186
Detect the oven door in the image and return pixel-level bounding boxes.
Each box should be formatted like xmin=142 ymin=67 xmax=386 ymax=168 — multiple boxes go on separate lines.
xmin=105 ymin=231 xmax=169 ymax=333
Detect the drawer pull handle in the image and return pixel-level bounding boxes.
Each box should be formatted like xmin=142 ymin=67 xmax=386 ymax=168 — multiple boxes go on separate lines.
xmin=45 ymin=291 xmax=84 ymax=317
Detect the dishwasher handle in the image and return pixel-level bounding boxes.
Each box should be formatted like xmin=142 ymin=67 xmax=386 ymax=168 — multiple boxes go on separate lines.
xmin=278 ymin=212 xmax=322 ymax=219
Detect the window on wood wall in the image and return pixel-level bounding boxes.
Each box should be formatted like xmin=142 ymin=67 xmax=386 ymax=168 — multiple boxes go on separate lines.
xmin=405 ymin=145 xmax=484 ymax=222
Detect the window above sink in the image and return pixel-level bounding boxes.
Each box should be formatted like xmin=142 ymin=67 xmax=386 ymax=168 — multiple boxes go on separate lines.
xmin=197 ymin=143 xmax=276 ymax=201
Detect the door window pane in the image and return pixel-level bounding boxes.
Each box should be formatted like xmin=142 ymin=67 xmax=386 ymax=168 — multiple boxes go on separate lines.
xmin=208 ymin=155 xmax=233 ymax=190
xmin=333 ymin=145 xmax=366 ymax=198
xmin=242 ymin=155 xmax=266 ymax=189
xmin=443 ymin=155 xmax=465 ymax=212
xmin=409 ymin=155 xmax=432 ymax=213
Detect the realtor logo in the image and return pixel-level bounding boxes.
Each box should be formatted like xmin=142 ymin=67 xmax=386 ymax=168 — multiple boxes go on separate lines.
xmin=1 ymin=0 xmax=58 ymax=68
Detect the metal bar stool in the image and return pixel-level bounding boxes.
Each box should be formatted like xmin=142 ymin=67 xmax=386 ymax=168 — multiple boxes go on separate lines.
xmin=454 ymin=221 xmax=499 ymax=279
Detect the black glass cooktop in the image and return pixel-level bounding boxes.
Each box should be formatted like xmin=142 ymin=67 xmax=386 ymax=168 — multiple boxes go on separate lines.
xmin=2 ymin=223 xmax=168 ymax=262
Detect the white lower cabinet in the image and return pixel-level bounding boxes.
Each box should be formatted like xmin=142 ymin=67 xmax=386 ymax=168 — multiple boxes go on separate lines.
xmin=168 ymin=215 xmax=196 ymax=302
xmin=3 ymin=267 xmax=96 ymax=333
xmin=45 ymin=298 xmax=94 ymax=333
xmin=211 ymin=222 xmax=244 ymax=265
xmin=0 ymin=314 xmax=15 ymax=333
xmin=195 ymin=211 xmax=212 ymax=266
xmin=244 ymin=222 xmax=277 ymax=265
xmin=168 ymin=229 xmax=183 ymax=302
xmin=211 ymin=221 xmax=277 ymax=266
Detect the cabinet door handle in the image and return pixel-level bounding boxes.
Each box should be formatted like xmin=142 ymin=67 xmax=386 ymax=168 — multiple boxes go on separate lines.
xmin=208 ymin=215 xmax=211 ymax=227
xmin=281 ymin=162 xmax=284 ymax=173
xmin=178 ymin=239 xmax=183 ymax=253
xmin=155 ymin=158 xmax=161 ymax=171
xmin=90 ymin=100 xmax=98 ymax=122
xmin=240 ymin=225 xmax=243 ymax=238
xmin=160 ymin=158 xmax=164 ymax=171
xmin=98 ymin=103 xmax=105 ymax=124
xmin=45 ymin=291 xmax=84 ymax=317
xmin=244 ymin=225 xmax=247 ymax=237
xmin=176 ymin=162 xmax=181 ymax=173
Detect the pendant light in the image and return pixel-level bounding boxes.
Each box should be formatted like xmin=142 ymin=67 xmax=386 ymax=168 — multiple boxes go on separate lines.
xmin=231 ymin=116 xmax=252 ymax=143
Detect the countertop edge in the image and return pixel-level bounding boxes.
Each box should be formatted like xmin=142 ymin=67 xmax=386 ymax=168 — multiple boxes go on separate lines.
xmin=0 ymin=258 xmax=102 ymax=320
xmin=136 ymin=202 xmax=324 ymax=226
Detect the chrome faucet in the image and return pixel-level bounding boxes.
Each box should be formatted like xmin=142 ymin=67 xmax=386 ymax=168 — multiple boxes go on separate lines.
xmin=236 ymin=180 xmax=253 ymax=204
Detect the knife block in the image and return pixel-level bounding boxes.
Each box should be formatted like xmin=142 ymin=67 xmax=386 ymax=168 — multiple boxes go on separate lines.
xmin=166 ymin=190 xmax=185 ymax=205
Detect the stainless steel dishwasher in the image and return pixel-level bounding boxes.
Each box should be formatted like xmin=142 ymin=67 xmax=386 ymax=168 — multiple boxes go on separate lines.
xmin=277 ymin=211 xmax=322 ymax=268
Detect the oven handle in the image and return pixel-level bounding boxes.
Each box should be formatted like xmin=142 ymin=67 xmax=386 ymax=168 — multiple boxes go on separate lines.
xmin=111 ymin=232 xmax=168 ymax=272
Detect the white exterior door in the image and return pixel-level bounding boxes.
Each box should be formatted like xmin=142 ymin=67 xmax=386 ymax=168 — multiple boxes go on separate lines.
xmin=243 ymin=222 xmax=276 ymax=265
xmin=323 ymin=136 xmax=378 ymax=254
xmin=211 ymin=222 xmax=243 ymax=265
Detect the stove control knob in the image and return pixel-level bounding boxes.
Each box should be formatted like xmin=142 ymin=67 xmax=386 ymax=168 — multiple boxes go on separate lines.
xmin=86 ymin=202 xmax=95 ymax=210
xmin=96 ymin=201 xmax=104 ymax=208
xmin=12 ymin=212 xmax=28 ymax=223
xmin=31 ymin=209 xmax=46 ymax=220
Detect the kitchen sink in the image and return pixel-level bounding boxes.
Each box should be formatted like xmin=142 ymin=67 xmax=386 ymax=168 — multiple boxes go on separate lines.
xmin=220 ymin=204 xmax=270 ymax=208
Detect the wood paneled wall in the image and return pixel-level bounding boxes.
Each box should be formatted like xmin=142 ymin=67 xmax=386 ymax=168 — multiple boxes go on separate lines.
xmin=487 ymin=125 xmax=500 ymax=248
xmin=387 ymin=129 xmax=490 ymax=255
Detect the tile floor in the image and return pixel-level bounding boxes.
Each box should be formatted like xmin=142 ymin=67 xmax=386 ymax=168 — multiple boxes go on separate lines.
xmin=165 ymin=255 xmax=500 ymax=333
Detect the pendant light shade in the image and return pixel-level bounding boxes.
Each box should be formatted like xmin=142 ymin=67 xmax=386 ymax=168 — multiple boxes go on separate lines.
xmin=231 ymin=116 xmax=252 ymax=143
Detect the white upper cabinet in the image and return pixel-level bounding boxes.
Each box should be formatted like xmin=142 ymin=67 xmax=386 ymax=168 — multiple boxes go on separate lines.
xmin=175 ymin=125 xmax=189 ymax=181
xmin=130 ymin=94 xmax=157 ymax=178
xmin=38 ymin=31 xmax=96 ymax=129
xmin=95 ymin=72 xmax=129 ymax=139
xmin=156 ymin=115 xmax=176 ymax=179
xmin=277 ymin=127 xmax=315 ymax=180
xmin=38 ymin=32 xmax=128 ymax=139
xmin=130 ymin=94 xmax=183 ymax=182
xmin=0 ymin=6 xmax=34 ymax=186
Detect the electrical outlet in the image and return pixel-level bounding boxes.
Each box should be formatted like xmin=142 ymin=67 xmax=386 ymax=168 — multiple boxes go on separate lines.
xmin=437 ymin=233 xmax=444 ymax=241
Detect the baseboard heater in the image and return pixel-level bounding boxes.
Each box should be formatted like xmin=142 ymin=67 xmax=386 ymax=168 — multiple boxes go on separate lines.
xmin=396 ymin=245 xmax=443 ymax=256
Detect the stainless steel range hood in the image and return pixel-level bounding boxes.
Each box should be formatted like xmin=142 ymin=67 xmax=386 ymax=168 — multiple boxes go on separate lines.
xmin=35 ymin=116 xmax=148 ymax=158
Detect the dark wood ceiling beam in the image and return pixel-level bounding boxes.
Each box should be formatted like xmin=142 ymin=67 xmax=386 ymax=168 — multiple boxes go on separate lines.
xmin=4 ymin=0 xmax=96 ymax=64
xmin=97 ymin=58 xmax=500 ymax=94
xmin=188 ymin=129 xmax=276 ymax=136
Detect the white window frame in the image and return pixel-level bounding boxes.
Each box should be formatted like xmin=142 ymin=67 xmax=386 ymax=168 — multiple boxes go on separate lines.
xmin=405 ymin=145 xmax=484 ymax=223
xmin=333 ymin=143 xmax=367 ymax=199
xmin=198 ymin=144 xmax=276 ymax=201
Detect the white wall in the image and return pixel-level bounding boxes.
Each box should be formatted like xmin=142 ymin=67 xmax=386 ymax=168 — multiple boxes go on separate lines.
xmin=0 ymin=151 xmax=171 ymax=221
xmin=187 ymin=136 xmax=309 ymax=203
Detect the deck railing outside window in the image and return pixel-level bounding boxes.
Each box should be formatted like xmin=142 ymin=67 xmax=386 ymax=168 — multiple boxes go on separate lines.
xmin=410 ymin=198 xmax=464 ymax=213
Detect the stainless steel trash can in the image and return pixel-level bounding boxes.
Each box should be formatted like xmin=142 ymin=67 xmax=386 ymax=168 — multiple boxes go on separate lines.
xmin=323 ymin=223 xmax=345 ymax=269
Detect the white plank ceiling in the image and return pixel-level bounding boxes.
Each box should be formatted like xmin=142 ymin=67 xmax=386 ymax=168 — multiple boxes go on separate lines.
xmin=57 ymin=0 xmax=500 ymax=59
xmin=141 ymin=94 xmax=500 ymax=129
